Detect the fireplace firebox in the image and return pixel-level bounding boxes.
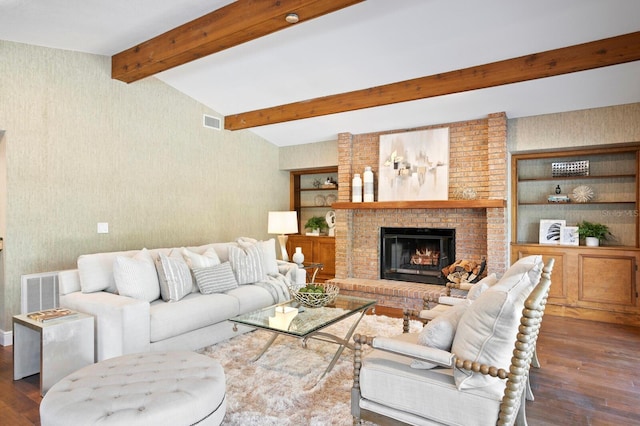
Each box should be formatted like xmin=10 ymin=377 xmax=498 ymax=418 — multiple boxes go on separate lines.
xmin=380 ymin=227 xmax=455 ymax=285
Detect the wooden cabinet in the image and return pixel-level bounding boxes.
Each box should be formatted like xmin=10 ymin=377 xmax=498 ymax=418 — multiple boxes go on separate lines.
xmin=287 ymin=235 xmax=335 ymax=283
xmin=511 ymin=143 xmax=640 ymax=326
xmin=511 ymin=244 xmax=640 ymax=326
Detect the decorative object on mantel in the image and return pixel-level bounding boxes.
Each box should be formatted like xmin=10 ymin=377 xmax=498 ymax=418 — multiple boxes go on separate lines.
xmin=552 ymin=160 xmax=589 ymax=177
xmin=352 ymin=173 xmax=362 ymax=202
xmin=577 ymin=220 xmax=611 ymax=247
xmin=571 ymin=185 xmax=594 ymax=203
xmin=378 ymin=128 xmax=449 ymax=201
xmin=292 ymin=247 xmax=304 ymax=266
xmin=453 ymin=187 xmax=477 ymax=200
xmin=304 ymin=216 xmax=328 ymax=236
xmin=363 ymin=166 xmax=374 ymax=202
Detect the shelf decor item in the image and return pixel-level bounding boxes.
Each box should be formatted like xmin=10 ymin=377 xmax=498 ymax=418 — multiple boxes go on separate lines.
xmin=292 ymin=247 xmax=304 ymax=266
xmin=352 ymin=173 xmax=362 ymax=202
xmin=288 ymin=283 xmax=339 ymax=308
xmin=552 ymin=160 xmax=589 ymax=177
xmin=571 ymin=185 xmax=594 ymax=203
xmin=304 ymin=216 xmax=328 ymax=236
xmin=559 ymin=226 xmax=579 ymax=245
xmin=577 ymin=221 xmax=611 ymax=247
xmin=539 ymin=219 xmax=566 ymax=244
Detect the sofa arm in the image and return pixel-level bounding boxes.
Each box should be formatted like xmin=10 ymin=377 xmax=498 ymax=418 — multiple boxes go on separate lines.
xmin=357 ymin=334 xmax=454 ymax=368
xmin=60 ymin=291 xmax=150 ymax=361
xmin=277 ymin=261 xmax=306 ymax=286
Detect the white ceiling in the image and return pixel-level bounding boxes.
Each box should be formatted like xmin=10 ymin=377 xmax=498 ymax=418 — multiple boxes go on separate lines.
xmin=1 ymin=0 xmax=639 ymax=146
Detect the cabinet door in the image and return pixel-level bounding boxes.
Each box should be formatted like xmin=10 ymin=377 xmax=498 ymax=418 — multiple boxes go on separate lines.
xmin=578 ymin=254 xmax=638 ymax=308
xmin=316 ymin=237 xmax=336 ymax=276
xmin=287 ymin=236 xmax=315 ymax=262
xmin=511 ymin=245 xmax=568 ymax=303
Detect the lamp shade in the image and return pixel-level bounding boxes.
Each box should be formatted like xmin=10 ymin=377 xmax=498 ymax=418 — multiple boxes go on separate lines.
xmin=267 ymin=211 xmax=298 ymax=235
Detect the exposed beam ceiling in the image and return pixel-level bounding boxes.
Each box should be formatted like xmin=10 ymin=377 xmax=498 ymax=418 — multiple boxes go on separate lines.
xmin=225 ymin=31 xmax=640 ymax=130
xmin=112 ymin=0 xmax=364 ymax=83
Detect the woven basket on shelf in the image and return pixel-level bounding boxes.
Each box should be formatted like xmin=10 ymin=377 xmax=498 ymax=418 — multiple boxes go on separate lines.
xmin=289 ymin=283 xmax=340 ymax=308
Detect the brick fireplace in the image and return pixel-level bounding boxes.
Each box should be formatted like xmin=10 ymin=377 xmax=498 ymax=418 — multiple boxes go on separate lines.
xmin=328 ymin=113 xmax=508 ymax=312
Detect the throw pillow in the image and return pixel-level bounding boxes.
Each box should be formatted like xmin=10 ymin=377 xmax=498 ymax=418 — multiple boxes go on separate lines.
xmin=113 ymin=248 xmax=160 ymax=302
xmin=155 ymin=253 xmax=193 ymax=302
xmin=192 ymin=262 xmax=239 ymax=294
xmin=466 ymin=273 xmax=498 ymax=301
xmin=237 ymin=237 xmax=279 ymax=276
xmin=451 ymin=255 xmax=543 ymax=390
xmin=228 ymin=244 xmax=265 ymax=285
xmin=182 ymin=247 xmax=221 ymax=269
xmin=411 ymin=300 xmax=471 ymax=369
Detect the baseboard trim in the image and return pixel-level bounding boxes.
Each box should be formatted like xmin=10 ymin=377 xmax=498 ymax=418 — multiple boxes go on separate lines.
xmin=0 ymin=329 xmax=13 ymax=346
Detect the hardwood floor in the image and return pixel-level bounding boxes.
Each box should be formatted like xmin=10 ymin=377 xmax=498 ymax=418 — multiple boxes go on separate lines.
xmin=2 ymin=314 xmax=640 ymax=425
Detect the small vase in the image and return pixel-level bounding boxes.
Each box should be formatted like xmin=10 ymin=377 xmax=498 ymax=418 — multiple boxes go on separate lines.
xmin=292 ymin=247 xmax=304 ymax=265
xmin=585 ymin=237 xmax=599 ymax=247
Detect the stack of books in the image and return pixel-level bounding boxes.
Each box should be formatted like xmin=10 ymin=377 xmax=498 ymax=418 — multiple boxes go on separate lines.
xmin=27 ymin=308 xmax=77 ymax=322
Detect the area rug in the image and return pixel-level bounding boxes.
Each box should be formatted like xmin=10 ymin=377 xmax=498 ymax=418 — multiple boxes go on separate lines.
xmin=199 ymin=313 xmax=422 ymax=425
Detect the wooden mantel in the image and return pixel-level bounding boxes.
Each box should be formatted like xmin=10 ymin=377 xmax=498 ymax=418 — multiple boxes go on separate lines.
xmin=331 ymin=199 xmax=506 ymax=210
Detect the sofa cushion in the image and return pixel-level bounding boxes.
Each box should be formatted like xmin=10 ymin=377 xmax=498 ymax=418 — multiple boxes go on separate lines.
xmin=192 ymin=262 xmax=239 ymax=294
xmin=237 ymin=237 xmax=279 ymax=276
xmin=113 ymin=248 xmax=160 ymax=303
xmin=412 ymin=300 xmax=471 ymax=369
xmin=182 ymin=247 xmax=221 ymax=269
xmin=156 ymin=252 xmax=193 ymax=302
xmin=78 ymin=249 xmax=138 ymax=293
xmin=225 ymin=284 xmax=276 ymax=314
xmin=149 ymin=292 xmax=240 ymax=343
xmin=228 ymin=244 xmax=265 ymax=285
xmin=452 ymin=255 xmax=543 ymax=390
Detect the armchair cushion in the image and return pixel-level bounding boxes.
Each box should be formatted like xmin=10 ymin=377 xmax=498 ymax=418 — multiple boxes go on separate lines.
xmin=412 ymin=300 xmax=470 ymax=369
xmin=466 ymin=272 xmax=498 ymax=300
xmin=452 ymin=255 xmax=543 ymax=390
xmin=361 ymin=333 xmax=504 ymax=426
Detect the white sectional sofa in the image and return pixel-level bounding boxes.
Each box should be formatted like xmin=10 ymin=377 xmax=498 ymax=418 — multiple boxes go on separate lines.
xmin=58 ymin=238 xmax=304 ymax=361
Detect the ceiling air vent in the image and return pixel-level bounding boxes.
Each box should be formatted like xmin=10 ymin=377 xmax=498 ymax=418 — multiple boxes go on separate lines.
xmin=203 ymin=114 xmax=222 ymax=130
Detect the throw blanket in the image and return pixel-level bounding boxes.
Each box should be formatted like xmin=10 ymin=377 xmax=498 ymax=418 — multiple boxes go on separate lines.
xmin=255 ymin=273 xmax=292 ymax=303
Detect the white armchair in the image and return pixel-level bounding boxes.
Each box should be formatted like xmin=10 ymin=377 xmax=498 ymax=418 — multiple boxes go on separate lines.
xmin=351 ymin=256 xmax=553 ymax=426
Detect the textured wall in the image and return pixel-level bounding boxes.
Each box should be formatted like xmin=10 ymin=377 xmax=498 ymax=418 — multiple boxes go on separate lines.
xmin=278 ymin=139 xmax=338 ymax=171
xmin=508 ymin=103 xmax=640 ymax=152
xmin=0 ymin=41 xmax=289 ymax=332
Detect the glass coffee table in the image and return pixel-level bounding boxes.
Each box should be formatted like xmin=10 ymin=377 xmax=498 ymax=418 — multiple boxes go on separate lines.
xmin=230 ymin=295 xmax=376 ymax=380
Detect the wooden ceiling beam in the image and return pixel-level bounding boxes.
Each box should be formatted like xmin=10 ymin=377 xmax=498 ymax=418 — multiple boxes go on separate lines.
xmin=225 ymin=31 xmax=640 ymax=130
xmin=112 ymin=0 xmax=365 ymax=83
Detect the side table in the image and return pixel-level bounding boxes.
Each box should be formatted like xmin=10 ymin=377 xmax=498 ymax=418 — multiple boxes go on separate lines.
xmin=300 ymin=262 xmax=324 ymax=284
xmin=13 ymin=311 xmax=94 ymax=395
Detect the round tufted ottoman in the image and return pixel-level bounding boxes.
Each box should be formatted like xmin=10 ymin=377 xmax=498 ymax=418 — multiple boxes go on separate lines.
xmin=40 ymin=351 xmax=225 ymax=426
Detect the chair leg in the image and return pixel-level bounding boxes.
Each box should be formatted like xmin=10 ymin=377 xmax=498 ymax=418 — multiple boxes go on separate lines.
xmin=525 ymin=376 xmax=534 ymax=401
xmin=531 ymin=348 xmax=540 ymax=368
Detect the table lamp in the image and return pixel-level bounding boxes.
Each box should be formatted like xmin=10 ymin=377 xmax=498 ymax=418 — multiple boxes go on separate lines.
xmin=267 ymin=211 xmax=298 ymax=261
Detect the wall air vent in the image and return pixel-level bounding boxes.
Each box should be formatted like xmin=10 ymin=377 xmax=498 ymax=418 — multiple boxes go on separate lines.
xmin=203 ymin=114 xmax=222 ymax=130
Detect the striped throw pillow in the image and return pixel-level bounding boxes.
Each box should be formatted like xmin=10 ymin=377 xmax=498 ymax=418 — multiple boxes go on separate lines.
xmin=192 ymin=262 xmax=239 ymax=294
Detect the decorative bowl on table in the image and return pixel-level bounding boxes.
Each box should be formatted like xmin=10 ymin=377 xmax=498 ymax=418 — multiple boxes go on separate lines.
xmin=289 ymin=283 xmax=340 ymax=308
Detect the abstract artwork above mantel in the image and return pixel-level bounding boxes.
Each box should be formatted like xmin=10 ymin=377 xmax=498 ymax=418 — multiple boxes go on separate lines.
xmin=378 ymin=128 xmax=449 ymax=201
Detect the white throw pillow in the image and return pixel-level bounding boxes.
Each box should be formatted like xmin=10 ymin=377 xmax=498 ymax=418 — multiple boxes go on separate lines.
xmin=228 ymin=244 xmax=265 ymax=285
xmin=237 ymin=237 xmax=279 ymax=276
xmin=155 ymin=252 xmax=193 ymax=302
xmin=113 ymin=249 xmax=160 ymax=302
xmin=192 ymin=262 xmax=239 ymax=294
xmin=412 ymin=300 xmax=471 ymax=369
xmin=466 ymin=273 xmax=498 ymax=301
xmin=452 ymin=255 xmax=543 ymax=390
xmin=182 ymin=247 xmax=221 ymax=269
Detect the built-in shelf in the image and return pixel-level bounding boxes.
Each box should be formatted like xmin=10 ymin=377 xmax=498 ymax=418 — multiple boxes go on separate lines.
xmin=331 ymin=199 xmax=506 ymax=210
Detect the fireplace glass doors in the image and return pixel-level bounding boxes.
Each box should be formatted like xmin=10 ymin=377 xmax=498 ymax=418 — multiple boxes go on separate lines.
xmin=380 ymin=227 xmax=455 ymax=285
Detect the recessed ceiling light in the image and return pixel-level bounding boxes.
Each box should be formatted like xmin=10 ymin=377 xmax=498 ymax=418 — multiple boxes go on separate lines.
xmin=285 ymin=13 xmax=299 ymax=24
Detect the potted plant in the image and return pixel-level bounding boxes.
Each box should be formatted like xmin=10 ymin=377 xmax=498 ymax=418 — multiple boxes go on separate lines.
xmin=577 ymin=221 xmax=611 ymax=247
xmin=304 ymin=216 xmax=328 ymax=236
